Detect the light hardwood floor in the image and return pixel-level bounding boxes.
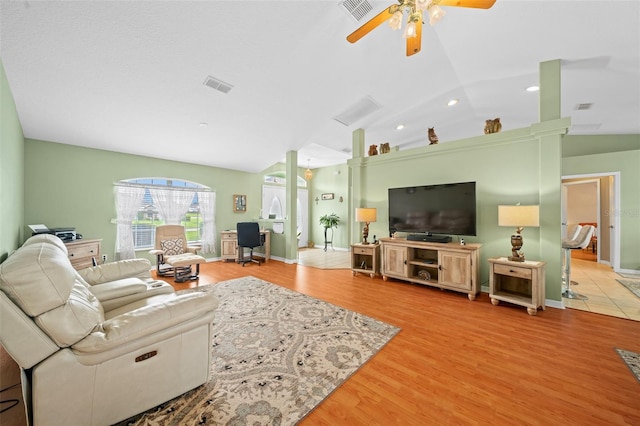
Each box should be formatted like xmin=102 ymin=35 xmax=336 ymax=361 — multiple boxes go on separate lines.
xmin=1 ymin=258 xmax=639 ymax=425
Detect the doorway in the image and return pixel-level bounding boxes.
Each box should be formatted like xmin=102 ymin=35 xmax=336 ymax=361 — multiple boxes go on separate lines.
xmin=561 ymin=172 xmax=620 ymax=270
xmin=561 ymin=172 xmax=634 ymax=318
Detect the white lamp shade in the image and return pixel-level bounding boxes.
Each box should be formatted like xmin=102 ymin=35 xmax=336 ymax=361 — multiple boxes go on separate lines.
xmin=355 ymin=208 xmax=377 ymax=223
xmin=498 ymin=205 xmax=540 ymax=227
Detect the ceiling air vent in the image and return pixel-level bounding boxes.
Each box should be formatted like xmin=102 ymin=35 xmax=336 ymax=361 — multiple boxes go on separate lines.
xmin=340 ymin=0 xmax=373 ymax=22
xmin=575 ymin=103 xmax=593 ymax=110
xmin=333 ymin=96 xmax=382 ymax=126
xmin=203 ymin=76 xmax=233 ymax=94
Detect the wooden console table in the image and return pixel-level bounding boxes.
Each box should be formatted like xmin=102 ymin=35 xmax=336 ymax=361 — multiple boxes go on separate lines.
xmin=489 ymin=257 xmax=546 ymax=315
xmin=220 ymin=230 xmax=271 ymax=262
xmin=380 ymin=238 xmax=481 ymax=300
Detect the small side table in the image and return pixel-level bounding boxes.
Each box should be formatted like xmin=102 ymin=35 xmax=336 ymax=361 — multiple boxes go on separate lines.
xmin=489 ymin=257 xmax=546 ymax=316
xmin=351 ymin=243 xmax=380 ymax=278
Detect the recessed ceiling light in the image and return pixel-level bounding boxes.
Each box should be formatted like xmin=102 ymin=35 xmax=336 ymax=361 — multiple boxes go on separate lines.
xmin=526 ymin=86 xmax=539 ymax=92
xmin=447 ymin=99 xmax=459 ymax=106
xmin=396 ymin=124 xmax=405 ymax=130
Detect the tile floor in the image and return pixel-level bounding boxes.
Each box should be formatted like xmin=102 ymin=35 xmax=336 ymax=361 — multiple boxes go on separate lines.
xmin=564 ymin=255 xmax=640 ymax=321
xmin=298 ymin=247 xmax=351 ymax=269
xmin=299 ymin=247 xmax=640 ymax=321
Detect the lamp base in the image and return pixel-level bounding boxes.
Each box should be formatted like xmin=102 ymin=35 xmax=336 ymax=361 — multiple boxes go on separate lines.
xmin=509 ymin=233 xmax=524 ymax=262
xmin=361 ymin=222 xmax=370 ymax=245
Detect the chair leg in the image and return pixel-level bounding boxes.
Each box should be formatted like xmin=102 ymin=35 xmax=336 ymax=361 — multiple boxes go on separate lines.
xmin=239 ymin=248 xmax=260 ymax=266
xmin=562 ymin=248 xmax=588 ymax=300
xmin=174 ymin=265 xmax=200 ymax=283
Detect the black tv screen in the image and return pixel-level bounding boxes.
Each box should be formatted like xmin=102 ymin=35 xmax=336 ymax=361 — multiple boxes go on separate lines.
xmin=388 ymin=181 xmax=477 ymax=236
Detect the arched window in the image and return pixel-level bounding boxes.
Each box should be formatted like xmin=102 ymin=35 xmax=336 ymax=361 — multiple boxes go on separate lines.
xmin=114 ymin=178 xmax=216 ymax=258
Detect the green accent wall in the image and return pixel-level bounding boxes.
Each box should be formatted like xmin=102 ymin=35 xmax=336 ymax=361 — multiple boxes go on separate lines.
xmin=23 ymin=139 xmax=271 ymax=262
xmin=0 ymin=59 xmax=25 ymax=262
xmin=308 ymin=163 xmax=350 ymax=250
xmin=347 ymin=120 xmax=569 ymax=300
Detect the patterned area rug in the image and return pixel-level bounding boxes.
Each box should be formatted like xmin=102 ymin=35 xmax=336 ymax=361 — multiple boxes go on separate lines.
xmin=616 ymin=348 xmax=640 ymax=383
xmin=616 ymin=279 xmax=640 ymax=299
xmin=118 ymin=276 xmax=400 ymax=425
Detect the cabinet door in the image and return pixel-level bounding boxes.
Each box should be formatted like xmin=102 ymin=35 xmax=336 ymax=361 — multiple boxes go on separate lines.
xmin=221 ymin=237 xmax=238 ymax=259
xmin=439 ymin=251 xmax=471 ymax=289
xmin=382 ymin=245 xmax=407 ymax=277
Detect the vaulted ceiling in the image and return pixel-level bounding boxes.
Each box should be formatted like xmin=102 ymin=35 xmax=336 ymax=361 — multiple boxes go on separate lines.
xmin=1 ymin=1 xmax=638 ymax=172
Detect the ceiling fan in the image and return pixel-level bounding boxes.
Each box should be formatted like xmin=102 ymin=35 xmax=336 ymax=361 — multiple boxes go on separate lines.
xmin=347 ymin=0 xmax=496 ymax=56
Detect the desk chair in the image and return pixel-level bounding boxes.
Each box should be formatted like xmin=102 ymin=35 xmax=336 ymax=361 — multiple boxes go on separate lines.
xmin=237 ymin=222 xmax=262 ymax=266
xmin=562 ymin=225 xmax=595 ymax=300
xmin=149 ymin=225 xmax=206 ymax=282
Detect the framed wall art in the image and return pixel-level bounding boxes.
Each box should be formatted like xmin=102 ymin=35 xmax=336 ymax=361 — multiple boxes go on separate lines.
xmin=233 ymin=194 xmax=246 ymax=212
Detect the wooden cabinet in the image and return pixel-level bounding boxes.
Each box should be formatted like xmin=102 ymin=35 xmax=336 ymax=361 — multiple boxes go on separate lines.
xmin=380 ymin=238 xmax=481 ymax=301
xmin=351 ymin=243 xmax=380 ymax=278
xmin=220 ymin=231 xmax=239 ymax=261
xmin=220 ymin=230 xmax=270 ymax=262
xmin=489 ymin=257 xmax=546 ymax=315
xmin=65 ymin=239 xmax=101 ymax=270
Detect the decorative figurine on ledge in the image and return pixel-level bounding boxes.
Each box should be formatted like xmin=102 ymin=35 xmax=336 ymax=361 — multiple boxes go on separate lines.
xmin=428 ymin=127 xmax=439 ymax=144
xmin=380 ymin=143 xmax=391 ymax=154
xmin=368 ymin=144 xmax=378 ymax=156
xmin=484 ymin=118 xmax=502 ymax=134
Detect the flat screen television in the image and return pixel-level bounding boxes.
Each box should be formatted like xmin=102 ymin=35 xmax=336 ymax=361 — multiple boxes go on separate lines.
xmin=388 ymin=181 xmax=477 ymax=237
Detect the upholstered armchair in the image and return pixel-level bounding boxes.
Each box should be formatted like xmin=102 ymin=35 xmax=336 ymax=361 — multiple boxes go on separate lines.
xmin=149 ymin=225 xmax=206 ymax=282
xmin=0 ymin=235 xmax=218 ymax=425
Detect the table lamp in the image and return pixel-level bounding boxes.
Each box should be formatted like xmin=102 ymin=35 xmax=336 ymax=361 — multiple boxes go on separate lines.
xmin=355 ymin=208 xmax=377 ymax=244
xmin=498 ymin=205 xmax=539 ymax=262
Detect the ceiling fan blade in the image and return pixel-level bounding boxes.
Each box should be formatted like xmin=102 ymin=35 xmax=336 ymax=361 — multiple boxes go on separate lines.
xmin=346 ymin=4 xmax=396 ymax=43
xmin=435 ymin=0 xmax=496 ymax=9
xmin=406 ymin=19 xmax=422 ymax=56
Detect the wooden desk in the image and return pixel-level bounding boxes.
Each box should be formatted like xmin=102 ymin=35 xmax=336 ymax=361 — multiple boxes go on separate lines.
xmin=220 ymin=230 xmax=271 ymax=262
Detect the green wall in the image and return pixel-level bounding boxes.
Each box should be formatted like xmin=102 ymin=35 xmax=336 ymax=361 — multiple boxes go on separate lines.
xmin=347 ymin=121 xmax=568 ymax=300
xmin=0 ymin=59 xmax=25 ymax=262
xmin=562 ymin=135 xmax=640 ymax=270
xmin=308 ymin=163 xmax=350 ymax=249
xmin=24 ymin=139 xmax=272 ymax=262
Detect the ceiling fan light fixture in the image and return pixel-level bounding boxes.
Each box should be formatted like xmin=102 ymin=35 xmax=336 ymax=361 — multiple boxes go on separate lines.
xmin=415 ymin=0 xmax=433 ymax=12
xmin=428 ymin=5 xmax=446 ymax=25
xmin=389 ymin=10 xmax=403 ymax=30
xmin=403 ymin=20 xmax=418 ymax=38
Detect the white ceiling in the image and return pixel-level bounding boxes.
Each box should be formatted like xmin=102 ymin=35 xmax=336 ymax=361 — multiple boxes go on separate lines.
xmin=1 ymin=1 xmax=638 ymax=172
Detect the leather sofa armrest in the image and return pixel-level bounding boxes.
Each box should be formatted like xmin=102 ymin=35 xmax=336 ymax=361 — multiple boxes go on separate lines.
xmin=78 ymin=259 xmax=152 ymax=284
xmin=149 ymin=249 xmax=164 ymax=256
xmin=88 ymin=278 xmax=148 ymax=301
xmin=72 ymin=292 xmax=218 ymax=354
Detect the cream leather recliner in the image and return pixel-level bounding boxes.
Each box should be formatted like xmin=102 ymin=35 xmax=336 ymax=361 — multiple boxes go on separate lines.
xmin=0 ymin=235 xmax=218 ymax=425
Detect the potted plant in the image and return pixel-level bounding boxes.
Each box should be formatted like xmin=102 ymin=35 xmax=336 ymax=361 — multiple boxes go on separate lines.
xmin=319 ymin=213 xmax=340 ymax=251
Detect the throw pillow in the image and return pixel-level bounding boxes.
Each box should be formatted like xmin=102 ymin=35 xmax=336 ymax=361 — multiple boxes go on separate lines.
xmin=161 ymin=238 xmax=185 ymax=256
